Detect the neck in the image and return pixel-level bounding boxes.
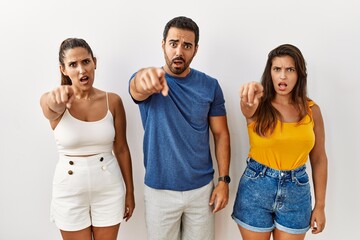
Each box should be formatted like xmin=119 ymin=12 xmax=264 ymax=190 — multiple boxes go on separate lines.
xmin=163 ymin=66 xmax=191 ymax=78
xmin=273 ymin=94 xmax=293 ymax=105
xmin=75 ymin=90 xmax=94 ymax=101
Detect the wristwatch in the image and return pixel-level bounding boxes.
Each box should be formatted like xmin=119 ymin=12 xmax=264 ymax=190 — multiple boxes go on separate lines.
xmin=218 ymin=175 xmax=231 ymax=184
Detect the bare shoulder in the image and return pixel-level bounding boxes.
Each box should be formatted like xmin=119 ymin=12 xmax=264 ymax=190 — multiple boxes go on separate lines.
xmin=107 ymin=92 xmax=122 ymax=103
xmin=310 ymin=103 xmax=322 ymax=117
xmin=107 ymin=92 xmax=125 ymax=114
xmin=310 ymin=103 xmax=325 ymax=127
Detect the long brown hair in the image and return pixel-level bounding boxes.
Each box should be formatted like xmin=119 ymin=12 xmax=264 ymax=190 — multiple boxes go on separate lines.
xmin=58 ymin=38 xmax=94 ymax=85
xmin=253 ymin=44 xmax=310 ymax=136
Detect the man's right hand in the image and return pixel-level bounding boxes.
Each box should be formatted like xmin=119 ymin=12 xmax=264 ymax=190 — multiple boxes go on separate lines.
xmin=130 ymin=67 xmax=169 ymax=101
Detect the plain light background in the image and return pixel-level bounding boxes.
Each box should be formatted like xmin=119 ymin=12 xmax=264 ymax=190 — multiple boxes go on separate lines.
xmin=0 ymin=0 xmax=359 ymax=239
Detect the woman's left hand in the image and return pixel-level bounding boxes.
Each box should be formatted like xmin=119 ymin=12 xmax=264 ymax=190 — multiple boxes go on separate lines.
xmin=310 ymin=206 xmax=326 ymax=234
xmin=123 ymin=192 xmax=135 ymax=221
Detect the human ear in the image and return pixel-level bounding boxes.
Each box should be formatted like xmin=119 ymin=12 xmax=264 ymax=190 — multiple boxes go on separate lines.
xmin=93 ymin=57 xmax=97 ymax=69
xmin=59 ymin=65 xmax=67 ymax=76
xmin=194 ymin=45 xmax=199 ymax=56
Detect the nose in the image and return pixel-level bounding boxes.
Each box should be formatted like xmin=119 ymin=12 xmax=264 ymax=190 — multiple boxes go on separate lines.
xmin=175 ymin=45 xmax=183 ymax=57
xmin=78 ymin=64 xmax=86 ymax=74
xmin=280 ymin=70 xmax=286 ymax=79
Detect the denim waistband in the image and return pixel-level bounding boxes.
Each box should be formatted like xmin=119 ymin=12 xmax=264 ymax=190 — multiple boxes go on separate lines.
xmin=247 ymin=158 xmax=307 ymax=180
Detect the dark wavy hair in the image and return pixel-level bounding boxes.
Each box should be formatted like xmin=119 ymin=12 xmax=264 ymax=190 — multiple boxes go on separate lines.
xmin=163 ymin=16 xmax=199 ymax=46
xmin=253 ymin=44 xmax=311 ymax=136
xmin=58 ymin=38 xmax=94 ymax=85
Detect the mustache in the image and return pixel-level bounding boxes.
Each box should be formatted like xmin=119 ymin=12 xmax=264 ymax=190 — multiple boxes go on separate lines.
xmin=172 ymin=57 xmax=185 ymax=62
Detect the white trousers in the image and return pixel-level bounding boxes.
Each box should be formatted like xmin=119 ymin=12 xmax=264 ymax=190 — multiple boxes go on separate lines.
xmin=144 ymin=181 xmax=215 ymax=240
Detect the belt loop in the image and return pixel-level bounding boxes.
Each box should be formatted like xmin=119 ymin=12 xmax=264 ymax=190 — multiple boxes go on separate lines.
xmin=260 ymin=166 xmax=267 ymax=177
xmin=291 ymin=170 xmax=295 ymax=182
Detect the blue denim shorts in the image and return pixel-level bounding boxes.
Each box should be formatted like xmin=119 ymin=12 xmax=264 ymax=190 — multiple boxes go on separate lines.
xmin=232 ymin=158 xmax=312 ymax=234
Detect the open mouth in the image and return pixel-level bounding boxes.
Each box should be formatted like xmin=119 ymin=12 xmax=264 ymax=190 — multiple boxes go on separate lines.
xmin=172 ymin=57 xmax=185 ymax=66
xmin=173 ymin=60 xmax=184 ymax=66
xmin=278 ymin=82 xmax=287 ymax=90
xmin=80 ymin=76 xmax=89 ymax=82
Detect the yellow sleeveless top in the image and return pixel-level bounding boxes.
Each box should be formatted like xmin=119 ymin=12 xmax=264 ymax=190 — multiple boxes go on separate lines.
xmin=247 ymin=101 xmax=315 ymax=170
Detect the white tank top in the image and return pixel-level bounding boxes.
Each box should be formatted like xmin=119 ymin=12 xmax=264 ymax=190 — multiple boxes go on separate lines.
xmin=53 ymin=93 xmax=115 ymax=155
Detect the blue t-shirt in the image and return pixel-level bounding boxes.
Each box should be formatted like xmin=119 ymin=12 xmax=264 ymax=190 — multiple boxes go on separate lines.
xmin=130 ymin=68 xmax=226 ymax=191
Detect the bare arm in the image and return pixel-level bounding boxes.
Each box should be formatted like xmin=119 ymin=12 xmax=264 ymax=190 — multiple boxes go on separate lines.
xmin=129 ymin=67 xmax=169 ymax=101
xmin=111 ymin=93 xmax=135 ymax=221
xmin=208 ymin=116 xmax=231 ymax=213
xmin=239 ymin=82 xmax=263 ymax=122
xmin=309 ymin=104 xmax=328 ymax=234
xmin=40 ymin=86 xmax=75 ymax=128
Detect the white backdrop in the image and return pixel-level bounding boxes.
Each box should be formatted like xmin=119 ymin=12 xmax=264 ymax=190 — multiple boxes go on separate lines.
xmin=0 ymin=0 xmax=359 ymax=239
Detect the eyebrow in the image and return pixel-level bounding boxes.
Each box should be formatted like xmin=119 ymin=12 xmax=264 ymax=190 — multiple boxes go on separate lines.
xmin=168 ymin=39 xmax=193 ymax=46
xmin=272 ymin=65 xmax=295 ymax=68
xmin=67 ymin=57 xmax=91 ymax=64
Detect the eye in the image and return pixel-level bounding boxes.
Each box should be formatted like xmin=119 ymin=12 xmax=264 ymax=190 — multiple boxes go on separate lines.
xmin=184 ymin=44 xmax=192 ymax=49
xmin=273 ymin=67 xmax=281 ymax=72
xmin=169 ymin=42 xmax=177 ymax=47
xmin=287 ymin=68 xmax=296 ymax=72
xmin=83 ymin=59 xmax=91 ymax=64
xmin=69 ymin=62 xmax=76 ymax=68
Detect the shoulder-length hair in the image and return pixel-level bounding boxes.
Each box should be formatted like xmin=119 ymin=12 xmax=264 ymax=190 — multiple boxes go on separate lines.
xmin=253 ymin=44 xmax=311 ymax=136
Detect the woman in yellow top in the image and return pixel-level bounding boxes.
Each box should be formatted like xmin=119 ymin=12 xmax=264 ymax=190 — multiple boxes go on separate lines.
xmin=232 ymin=44 xmax=328 ymax=240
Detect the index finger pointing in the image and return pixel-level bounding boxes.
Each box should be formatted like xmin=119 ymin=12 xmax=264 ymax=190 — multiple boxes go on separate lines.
xmin=161 ymin=78 xmax=169 ymax=96
xmin=157 ymin=68 xmax=168 ymax=96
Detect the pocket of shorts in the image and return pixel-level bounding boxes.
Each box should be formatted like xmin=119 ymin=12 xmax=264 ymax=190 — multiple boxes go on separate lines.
xmin=242 ymin=167 xmax=258 ymax=179
xmin=102 ymin=160 xmax=123 ymax=184
xmin=52 ymin=165 xmax=70 ymax=185
xmin=294 ymin=172 xmax=310 ymax=186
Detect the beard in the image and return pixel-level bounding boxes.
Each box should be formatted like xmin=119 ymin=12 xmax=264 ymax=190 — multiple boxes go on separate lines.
xmin=164 ymin=54 xmax=194 ymax=75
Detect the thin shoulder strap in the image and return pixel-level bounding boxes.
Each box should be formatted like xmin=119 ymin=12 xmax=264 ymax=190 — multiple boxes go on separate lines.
xmin=106 ymin=92 xmax=109 ymax=110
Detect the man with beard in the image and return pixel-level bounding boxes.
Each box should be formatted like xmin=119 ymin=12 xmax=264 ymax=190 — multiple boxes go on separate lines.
xmin=129 ymin=16 xmax=230 ymax=240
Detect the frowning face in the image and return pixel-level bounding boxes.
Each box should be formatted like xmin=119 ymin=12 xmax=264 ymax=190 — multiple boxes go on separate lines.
xmin=271 ymin=55 xmax=298 ymax=96
xmin=60 ymin=47 xmax=97 ymax=90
